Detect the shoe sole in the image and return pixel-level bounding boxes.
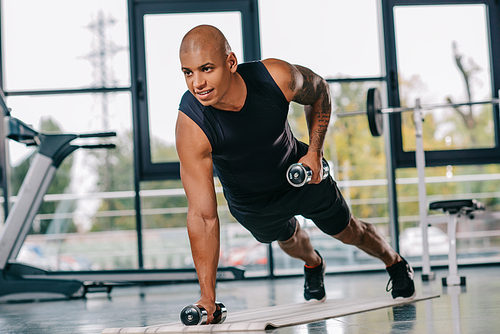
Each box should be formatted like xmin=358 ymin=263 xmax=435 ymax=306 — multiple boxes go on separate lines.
xmin=393 ymin=290 xmax=417 ymax=300
xmin=305 ymin=294 xmax=327 ymax=303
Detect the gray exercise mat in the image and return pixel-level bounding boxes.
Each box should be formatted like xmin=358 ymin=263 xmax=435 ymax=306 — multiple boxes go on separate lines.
xmin=102 ymin=294 xmax=439 ymax=333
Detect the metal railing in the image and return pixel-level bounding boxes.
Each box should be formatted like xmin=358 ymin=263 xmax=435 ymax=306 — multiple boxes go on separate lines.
xmin=1 ymin=173 xmax=500 ymax=227
xmin=4 ymin=171 xmax=500 ymax=274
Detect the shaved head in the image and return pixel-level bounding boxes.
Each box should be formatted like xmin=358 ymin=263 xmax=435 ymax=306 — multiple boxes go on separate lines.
xmin=179 ymin=25 xmax=241 ymax=110
xmin=180 ymin=25 xmax=231 ymax=61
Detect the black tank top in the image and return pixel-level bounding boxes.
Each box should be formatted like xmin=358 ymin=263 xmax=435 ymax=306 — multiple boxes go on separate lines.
xmin=179 ymin=61 xmax=307 ymax=198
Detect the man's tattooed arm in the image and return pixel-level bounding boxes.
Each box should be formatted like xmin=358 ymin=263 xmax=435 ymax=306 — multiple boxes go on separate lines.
xmin=291 ymin=64 xmax=331 ymax=154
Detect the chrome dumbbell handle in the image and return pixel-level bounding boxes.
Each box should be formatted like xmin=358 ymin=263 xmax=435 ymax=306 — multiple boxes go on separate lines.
xmin=180 ymin=302 xmax=227 ymax=326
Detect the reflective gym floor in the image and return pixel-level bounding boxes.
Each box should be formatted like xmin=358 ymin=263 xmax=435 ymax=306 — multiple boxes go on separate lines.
xmin=0 ymin=265 xmax=498 ymax=334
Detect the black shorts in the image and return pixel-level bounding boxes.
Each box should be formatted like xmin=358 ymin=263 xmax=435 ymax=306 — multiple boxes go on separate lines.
xmin=226 ymin=176 xmax=351 ymax=243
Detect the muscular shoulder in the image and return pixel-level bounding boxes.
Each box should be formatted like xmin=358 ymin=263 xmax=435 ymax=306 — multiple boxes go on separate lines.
xmin=176 ymin=111 xmax=212 ymax=160
xmin=262 ymin=59 xmax=326 ymax=106
xmin=261 ymin=58 xmax=301 ymax=102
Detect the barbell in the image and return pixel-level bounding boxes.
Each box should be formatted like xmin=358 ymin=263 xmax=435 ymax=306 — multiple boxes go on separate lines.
xmin=335 ymin=87 xmax=500 ymax=137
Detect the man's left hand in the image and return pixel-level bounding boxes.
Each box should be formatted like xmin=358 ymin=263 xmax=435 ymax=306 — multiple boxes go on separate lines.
xmin=298 ymin=153 xmax=323 ymax=184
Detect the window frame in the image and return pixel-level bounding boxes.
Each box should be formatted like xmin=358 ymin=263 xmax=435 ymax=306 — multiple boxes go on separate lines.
xmin=129 ymin=0 xmax=261 ymax=181
xmin=381 ymin=0 xmax=500 ymax=168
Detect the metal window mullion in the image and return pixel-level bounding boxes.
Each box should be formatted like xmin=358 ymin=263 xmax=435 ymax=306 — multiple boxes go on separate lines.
xmin=4 ymin=87 xmax=131 ymax=97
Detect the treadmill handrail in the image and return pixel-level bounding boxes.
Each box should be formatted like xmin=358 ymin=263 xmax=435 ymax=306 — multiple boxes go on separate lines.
xmin=4 ymin=116 xmax=39 ymax=145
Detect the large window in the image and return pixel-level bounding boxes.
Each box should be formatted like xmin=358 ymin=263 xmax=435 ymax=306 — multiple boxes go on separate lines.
xmin=395 ymin=4 xmax=494 ymax=152
xmin=383 ymin=0 xmax=500 ymax=268
xmin=383 ymin=0 xmax=500 ymax=167
xmin=128 ymin=0 xmax=262 ymax=274
xmin=259 ymin=0 xmax=382 ymax=79
xmin=131 ymin=0 xmax=261 ymax=180
xmin=145 ymin=12 xmax=244 ymax=164
xmin=259 ymin=0 xmax=390 ymax=275
xmin=1 ymin=0 xmax=136 ymax=271
xmin=2 ymin=0 xmax=130 ymax=91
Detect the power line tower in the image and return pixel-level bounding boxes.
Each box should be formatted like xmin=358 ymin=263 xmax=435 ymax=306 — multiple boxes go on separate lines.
xmin=83 ymin=9 xmax=126 ymax=131
xmin=82 ymin=9 xmax=126 ymax=215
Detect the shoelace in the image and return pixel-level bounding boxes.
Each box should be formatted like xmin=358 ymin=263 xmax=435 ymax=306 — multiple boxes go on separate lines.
xmin=386 ymin=278 xmax=394 ymax=292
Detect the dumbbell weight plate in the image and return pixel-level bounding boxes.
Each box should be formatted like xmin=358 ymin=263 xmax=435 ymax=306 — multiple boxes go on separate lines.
xmin=287 ymin=163 xmax=313 ymax=187
xmin=367 ymin=87 xmax=383 ymax=137
xmin=180 ymin=304 xmax=206 ymax=326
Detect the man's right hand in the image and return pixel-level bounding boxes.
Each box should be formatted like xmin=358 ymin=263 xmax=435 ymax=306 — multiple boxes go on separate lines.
xmin=195 ymin=298 xmax=217 ymax=324
xmin=298 ymin=152 xmax=324 ymax=184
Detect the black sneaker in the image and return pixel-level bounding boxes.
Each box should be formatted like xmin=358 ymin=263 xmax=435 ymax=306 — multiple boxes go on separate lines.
xmin=304 ymin=250 xmax=326 ymax=302
xmin=386 ymin=257 xmax=416 ymax=299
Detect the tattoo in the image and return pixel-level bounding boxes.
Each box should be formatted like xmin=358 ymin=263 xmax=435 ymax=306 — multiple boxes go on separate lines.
xmin=293 ymin=65 xmax=321 ymax=105
xmin=290 ymin=65 xmax=331 ymax=152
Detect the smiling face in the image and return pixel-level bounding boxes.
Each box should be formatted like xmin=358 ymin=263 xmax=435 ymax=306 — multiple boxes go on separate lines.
xmin=179 ymin=25 xmax=236 ymax=108
xmin=180 ymin=48 xmax=235 ymax=107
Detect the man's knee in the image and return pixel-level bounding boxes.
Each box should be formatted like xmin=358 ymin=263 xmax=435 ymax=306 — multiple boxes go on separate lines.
xmin=277 ymin=236 xmax=295 ymax=249
xmin=278 ymin=221 xmax=299 ymax=249
xmin=333 ymin=217 xmax=369 ymax=245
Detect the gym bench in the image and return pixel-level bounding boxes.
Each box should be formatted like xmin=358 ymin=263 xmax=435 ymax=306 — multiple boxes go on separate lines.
xmin=429 ymin=199 xmax=485 ymax=286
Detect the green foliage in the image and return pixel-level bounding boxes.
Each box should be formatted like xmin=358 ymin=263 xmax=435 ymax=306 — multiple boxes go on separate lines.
xmin=10 ymin=154 xmax=30 ymax=197
xmin=328 ymin=83 xmax=386 ymax=219
xmin=88 ymin=132 xmax=189 ymax=232
xmin=89 ymin=132 xmax=135 ymax=231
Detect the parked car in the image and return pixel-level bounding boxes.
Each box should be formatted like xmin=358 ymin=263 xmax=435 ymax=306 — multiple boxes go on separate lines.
xmin=399 ymin=226 xmax=450 ymax=257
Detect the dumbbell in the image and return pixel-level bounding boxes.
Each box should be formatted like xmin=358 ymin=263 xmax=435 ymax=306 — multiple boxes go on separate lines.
xmin=287 ymin=160 xmax=330 ymax=187
xmin=180 ymin=302 xmax=227 ymax=326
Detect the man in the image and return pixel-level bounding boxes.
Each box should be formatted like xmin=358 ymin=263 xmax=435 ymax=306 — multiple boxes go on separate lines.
xmin=175 ymin=24 xmax=415 ymax=323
